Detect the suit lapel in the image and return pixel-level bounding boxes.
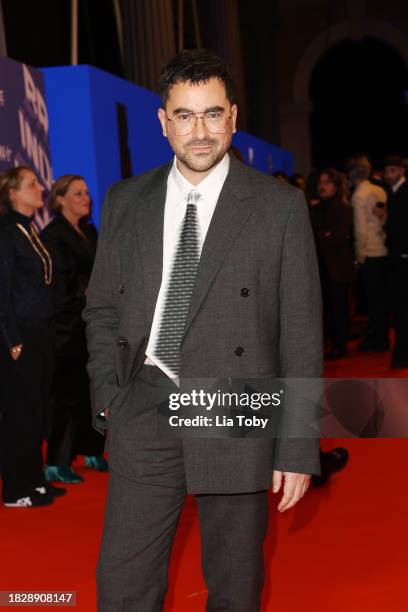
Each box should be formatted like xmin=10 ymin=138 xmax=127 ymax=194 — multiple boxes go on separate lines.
xmin=131 ymin=157 xmax=252 ymax=339
xmin=183 ymin=156 xmax=252 ymax=339
xmin=134 ymin=163 xmax=171 ymax=329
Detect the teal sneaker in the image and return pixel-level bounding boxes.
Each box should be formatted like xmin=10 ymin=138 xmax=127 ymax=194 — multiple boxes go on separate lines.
xmin=84 ymin=456 xmax=109 ymax=472
xmin=44 ymin=465 xmax=84 ymax=484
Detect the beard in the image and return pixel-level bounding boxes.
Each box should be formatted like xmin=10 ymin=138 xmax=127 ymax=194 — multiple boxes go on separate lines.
xmin=176 ymin=137 xmax=229 ymax=174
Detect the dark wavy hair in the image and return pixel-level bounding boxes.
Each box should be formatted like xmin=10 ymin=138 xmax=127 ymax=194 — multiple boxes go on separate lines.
xmin=383 ymin=155 xmax=403 ymax=169
xmin=159 ymin=49 xmax=235 ymax=106
xmin=318 ymin=167 xmax=347 ymax=206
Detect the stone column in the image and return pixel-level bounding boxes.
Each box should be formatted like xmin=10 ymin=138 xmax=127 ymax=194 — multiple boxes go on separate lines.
xmin=279 ymin=102 xmax=313 ymax=176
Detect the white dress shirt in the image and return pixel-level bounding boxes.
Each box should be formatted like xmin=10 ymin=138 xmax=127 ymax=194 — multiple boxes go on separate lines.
xmin=392 ymin=176 xmax=406 ymax=193
xmin=145 ymin=153 xmax=230 ymax=378
xmin=351 ymin=180 xmax=388 ymax=263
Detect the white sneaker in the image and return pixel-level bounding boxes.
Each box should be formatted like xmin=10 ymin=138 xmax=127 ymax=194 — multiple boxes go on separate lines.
xmin=4 ymin=496 xmax=33 ymax=507
xmin=4 ymin=493 xmax=54 ymax=507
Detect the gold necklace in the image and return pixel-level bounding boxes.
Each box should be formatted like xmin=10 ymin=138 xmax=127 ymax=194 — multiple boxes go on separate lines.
xmin=16 ymin=223 xmax=53 ymax=285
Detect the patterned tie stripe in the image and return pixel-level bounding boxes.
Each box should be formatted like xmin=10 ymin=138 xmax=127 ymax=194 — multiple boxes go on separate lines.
xmin=155 ymin=190 xmax=201 ymax=376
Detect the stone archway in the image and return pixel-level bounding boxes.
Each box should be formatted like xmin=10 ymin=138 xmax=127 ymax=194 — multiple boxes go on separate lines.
xmin=279 ymin=19 xmax=408 ymax=175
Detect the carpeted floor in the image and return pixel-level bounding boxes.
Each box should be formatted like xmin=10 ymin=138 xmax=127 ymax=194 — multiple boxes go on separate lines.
xmin=1 ymin=341 xmax=407 ymax=611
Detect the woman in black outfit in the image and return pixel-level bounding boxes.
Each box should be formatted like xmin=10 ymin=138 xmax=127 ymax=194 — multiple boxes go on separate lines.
xmin=0 ymin=166 xmax=65 ymax=507
xmin=309 ymin=168 xmax=356 ymax=359
xmin=42 ymin=174 xmax=107 ymax=484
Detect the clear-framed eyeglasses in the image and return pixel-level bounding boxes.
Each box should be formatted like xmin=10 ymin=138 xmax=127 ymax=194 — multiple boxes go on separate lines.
xmin=166 ymin=110 xmax=232 ymax=136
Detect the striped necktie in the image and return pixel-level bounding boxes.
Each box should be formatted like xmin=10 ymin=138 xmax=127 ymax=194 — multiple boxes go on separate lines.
xmin=155 ymin=190 xmax=201 ymax=378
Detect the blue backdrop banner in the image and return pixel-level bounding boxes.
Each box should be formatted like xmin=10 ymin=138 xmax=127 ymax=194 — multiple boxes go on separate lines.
xmin=0 ymin=56 xmax=53 ymax=229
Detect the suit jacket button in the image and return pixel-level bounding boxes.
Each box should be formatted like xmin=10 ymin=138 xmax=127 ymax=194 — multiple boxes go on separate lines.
xmin=118 ymin=284 xmax=125 ymax=295
xmin=240 ymin=288 xmax=250 ymax=297
xmin=117 ymin=339 xmax=128 ymax=350
xmin=235 ymin=346 xmax=244 ymax=356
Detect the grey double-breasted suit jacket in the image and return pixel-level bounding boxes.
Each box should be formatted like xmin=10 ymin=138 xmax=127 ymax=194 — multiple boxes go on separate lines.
xmin=83 ymin=154 xmax=323 ymax=493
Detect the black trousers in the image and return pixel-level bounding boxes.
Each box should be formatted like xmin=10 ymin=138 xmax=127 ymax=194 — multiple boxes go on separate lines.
xmin=390 ymin=257 xmax=408 ymax=365
xmin=46 ymin=344 xmax=105 ymax=466
xmin=360 ymin=256 xmax=389 ymax=346
xmin=322 ymin=277 xmax=350 ymax=352
xmin=97 ymin=440 xmax=268 ymax=612
xmin=0 ymin=319 xmax=54 ymax=501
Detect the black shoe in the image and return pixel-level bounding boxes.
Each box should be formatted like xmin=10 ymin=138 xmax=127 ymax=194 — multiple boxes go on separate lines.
xmin=358 ymin=340 xmax=389 ymax=352
xmin=4 ymin=493 xmax=54 ymax=508
xmin=391 ymin=360 xmax=408 ymax=369
xmin=312 ymin=447 xmax=349 ymax=487
xmin=325 ymin=348 xmax=347 ymax=361
xmin=35 ymin=483 xmax=67 ymax=497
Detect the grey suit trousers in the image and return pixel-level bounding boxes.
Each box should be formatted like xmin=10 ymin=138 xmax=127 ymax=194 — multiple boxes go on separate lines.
xmin=97 ymin=366 xmax=269 ymax=612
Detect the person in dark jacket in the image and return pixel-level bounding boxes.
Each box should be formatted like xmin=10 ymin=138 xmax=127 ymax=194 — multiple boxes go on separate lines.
xmin=383 ymin=155 xmax=408 ymax=369
xmin=0 ymin=166 xmax=65 ymax=507
xmin=308 ymin=168 xmax=352 ymax=485
xmin=42 ymin=174 xmax=107 ymax=484
xmin=310 ymin=168 xmax=357 ymax=359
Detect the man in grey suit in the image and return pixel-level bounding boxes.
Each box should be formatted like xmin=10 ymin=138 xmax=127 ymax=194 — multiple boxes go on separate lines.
xmin=84 ymin=49 xmax=322 ymax=611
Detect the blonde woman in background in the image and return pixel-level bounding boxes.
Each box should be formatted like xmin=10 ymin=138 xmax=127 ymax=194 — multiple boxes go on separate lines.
xmin=42 ymin=174 xmax=107 ymax=484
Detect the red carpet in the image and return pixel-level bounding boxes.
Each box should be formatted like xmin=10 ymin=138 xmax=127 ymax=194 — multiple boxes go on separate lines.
xmin=1 ymin=343 xmax=407 ymax=611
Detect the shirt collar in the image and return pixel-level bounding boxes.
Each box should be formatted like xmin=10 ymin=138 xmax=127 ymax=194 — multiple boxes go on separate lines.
xmin=392 ymin=176 xmax=406 ymax=193
xmin=170 ymin=153 xmax=230 ymax=202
